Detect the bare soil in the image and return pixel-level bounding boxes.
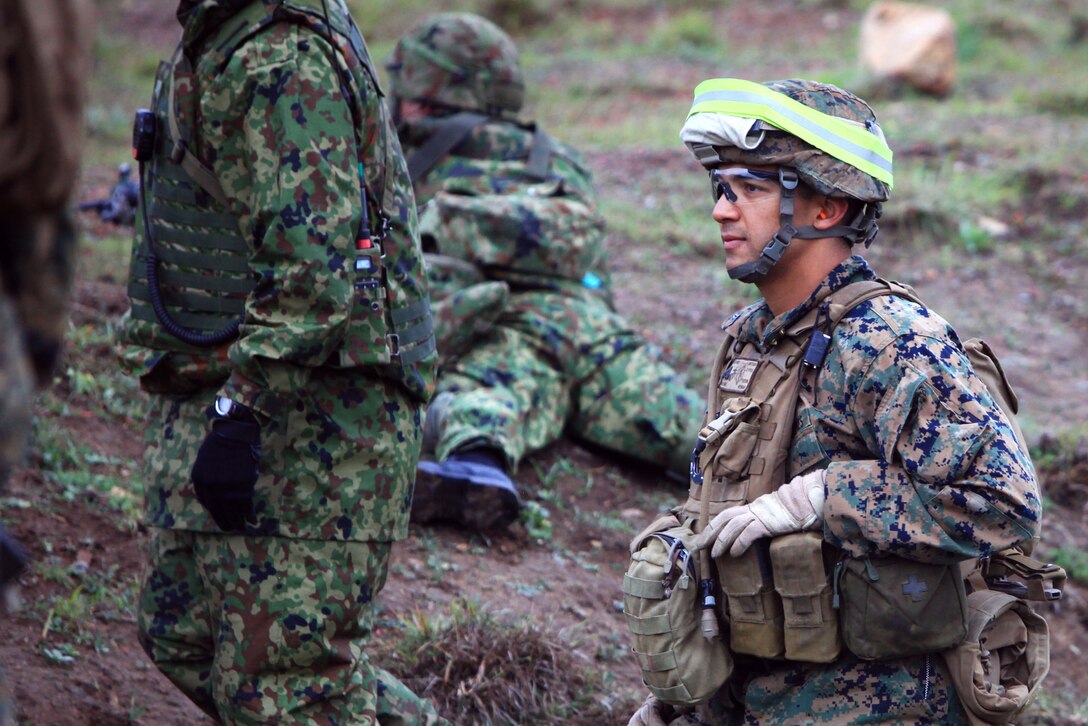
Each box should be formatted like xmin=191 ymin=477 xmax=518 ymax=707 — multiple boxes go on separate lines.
xmin=3 ymin=2 xmax=1088 ymax=725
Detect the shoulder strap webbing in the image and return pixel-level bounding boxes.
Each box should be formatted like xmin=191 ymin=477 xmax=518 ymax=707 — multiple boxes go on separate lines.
xmin=406 ymin=112 xmax=490 ymax=183
xmin=822 ymin=278 xmax=921 ymax=327
xmin=525 ymin=125 xmax=556 ymax=180
xmin=166 ymin=43 xmax=229 ymax=207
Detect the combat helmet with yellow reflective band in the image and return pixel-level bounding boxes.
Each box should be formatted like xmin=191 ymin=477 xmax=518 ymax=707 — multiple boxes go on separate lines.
xmin=385 ymin=12 xmax=524 ymax=118
xmin=680 ymin=79 xmax=893 ymax=281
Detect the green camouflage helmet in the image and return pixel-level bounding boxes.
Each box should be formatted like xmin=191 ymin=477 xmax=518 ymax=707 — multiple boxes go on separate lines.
xmin=681 ymin=78 xmax=892 ymax=203
xmin=386 ymin=13 xmax=524 ymax=116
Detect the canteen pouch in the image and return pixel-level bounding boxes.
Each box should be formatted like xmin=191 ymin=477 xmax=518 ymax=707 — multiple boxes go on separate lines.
xmin=717 ymin=540 xmax=784 ymax=659
xmin=769 ymin=532 xmax=841 ymax=663
xmin=940 ymin=590 xmax=1050 ymax=726
xmin=623 ymin=515 xmax=732 ymax=706
xmin=835 ymin=554 xmax=968 ymax=660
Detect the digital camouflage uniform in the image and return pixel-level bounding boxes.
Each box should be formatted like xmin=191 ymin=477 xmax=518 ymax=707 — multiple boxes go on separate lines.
xmin=697 ymin=256 xmax=1040 ymax=725
xmin=0 ymin=0 xmax=91 ymax=722
xmin=627 ymin=79 xmax=1044 ymax=726
xmin=392 ymin=14 xmax=703 ymax=481
xmin=116 ymin=0 xmax=441 ymax=722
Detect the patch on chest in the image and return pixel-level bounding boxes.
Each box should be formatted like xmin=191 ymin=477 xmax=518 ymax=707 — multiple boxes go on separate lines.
xmin=719 ymin=358 xmax=759 ymax=394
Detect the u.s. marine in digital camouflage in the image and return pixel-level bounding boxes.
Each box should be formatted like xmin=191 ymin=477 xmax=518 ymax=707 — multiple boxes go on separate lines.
xmin=627 ymin=79 xmax=1040 ymax=725
xmin=116 ymin=0 xmax=443 ymax=722
xmin=386 ymin=12 xmax=705 ymax=531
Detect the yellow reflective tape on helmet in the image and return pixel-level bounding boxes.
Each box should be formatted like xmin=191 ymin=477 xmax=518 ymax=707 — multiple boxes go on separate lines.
xmin=687 ymin=78 xmax=893 ymax=187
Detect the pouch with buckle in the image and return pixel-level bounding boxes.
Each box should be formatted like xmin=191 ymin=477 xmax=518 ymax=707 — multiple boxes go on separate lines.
xmin=834 ymin=554 xmax=968 ymax=660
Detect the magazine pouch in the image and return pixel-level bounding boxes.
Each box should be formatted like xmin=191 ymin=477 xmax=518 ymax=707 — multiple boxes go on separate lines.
xmin=717 ymin=540 xmax=784 ymax=659
xmin=770 ymin=531 xmax=841 ymax=662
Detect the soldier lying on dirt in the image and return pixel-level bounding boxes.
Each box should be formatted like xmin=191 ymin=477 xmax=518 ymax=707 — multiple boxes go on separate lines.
xmin=387 ymin=12 xmax=705 ymax=532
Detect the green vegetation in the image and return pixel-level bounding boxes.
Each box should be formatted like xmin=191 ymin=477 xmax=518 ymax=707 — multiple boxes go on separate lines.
xmin=32 ymin=562 xmax=141 ymax=668
xmin=32 ymin=421 xmax=143 ymax=531
xmin=1044 ymin=547 xmax=1088 ymax=584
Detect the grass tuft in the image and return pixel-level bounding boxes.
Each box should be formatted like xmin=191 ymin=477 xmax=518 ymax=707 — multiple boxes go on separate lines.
xmin=378 ymin=598 xmax=620 ymax=724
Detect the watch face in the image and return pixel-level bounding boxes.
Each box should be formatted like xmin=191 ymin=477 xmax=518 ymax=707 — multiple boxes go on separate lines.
xmin=214 ymin=397 xmax=233 ymax=417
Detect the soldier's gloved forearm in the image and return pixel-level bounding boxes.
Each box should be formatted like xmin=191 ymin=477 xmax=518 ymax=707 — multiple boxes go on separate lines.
xmin=627 ymin=693 xmax=673 ymax=726
xmin=190 ymin=400 xmax=261 ymax=532
xmin=697 ymin=469 xmax=826 ymax=558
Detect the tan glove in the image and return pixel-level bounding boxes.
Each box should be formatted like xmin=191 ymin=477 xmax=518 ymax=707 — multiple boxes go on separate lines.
xmin=697 ymin=469 xmax=826 ymax=558
xmin=628 ymin=693 xmax=671 ymax=726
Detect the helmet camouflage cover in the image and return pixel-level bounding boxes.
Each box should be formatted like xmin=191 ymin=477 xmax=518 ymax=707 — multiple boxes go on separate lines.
xmin=386 ymin=12 xmax=524 ymax=116
xmin=682 ymin=79 xmax=892 ymax=204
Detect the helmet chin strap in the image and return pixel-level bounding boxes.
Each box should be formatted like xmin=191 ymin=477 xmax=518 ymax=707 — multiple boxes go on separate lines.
xmin=727 ymin=168 xmax=873 ymax=282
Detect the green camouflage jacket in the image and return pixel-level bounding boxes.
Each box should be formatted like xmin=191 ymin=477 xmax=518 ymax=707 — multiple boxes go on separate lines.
xmin=119 ymin=0 xmax=435 ymax=412
xmin=120 ymin=0 xmax=435 ymax=540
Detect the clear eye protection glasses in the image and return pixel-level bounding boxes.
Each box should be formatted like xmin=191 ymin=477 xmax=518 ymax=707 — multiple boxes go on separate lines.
xmin=709 ymin=168 xmax=781 ymax=205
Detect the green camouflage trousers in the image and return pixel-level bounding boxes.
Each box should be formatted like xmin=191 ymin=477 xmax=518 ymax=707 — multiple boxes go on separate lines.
xmin=433 ymin=290 xmax=702 ymax=475
xmin=696 ymin=652 xmax=969 ymax=725
xmin=138 ymin=529 xmax=445 ymax=725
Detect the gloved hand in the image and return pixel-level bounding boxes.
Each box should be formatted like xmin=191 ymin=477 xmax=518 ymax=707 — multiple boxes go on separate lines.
xmin=191 ymin=407 xmax=261 ymax=532
xmin=628 ymin=693 xmax=672 ymax=726
xmin=698 ymin=469 xmax=826 ymax=558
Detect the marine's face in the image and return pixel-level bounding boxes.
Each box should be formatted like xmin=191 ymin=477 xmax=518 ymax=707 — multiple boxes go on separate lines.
xmin=710 ymin=164 xmax=786 ymax=275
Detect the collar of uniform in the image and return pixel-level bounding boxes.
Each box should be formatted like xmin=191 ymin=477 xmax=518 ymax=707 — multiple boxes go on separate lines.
xmin=744 ymin=255 xmax=877 ymax=348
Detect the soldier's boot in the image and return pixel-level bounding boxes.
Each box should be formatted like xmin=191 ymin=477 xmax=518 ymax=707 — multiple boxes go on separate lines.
xmin=412 ymin=448 xmax=521 ymax=531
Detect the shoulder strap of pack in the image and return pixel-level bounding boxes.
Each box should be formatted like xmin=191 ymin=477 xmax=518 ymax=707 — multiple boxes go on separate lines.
xmin=823 ymin=277 xmax=922 ymax=327
xmin=525 ymin=125 xmax=556 ymax=180
xmin=166 ymin=44 xmax=229 ymax=207
xmin=165 ymin=5 xmax=278 ymax=208
xmin=406 ymin=112 xmax=490 ymax=183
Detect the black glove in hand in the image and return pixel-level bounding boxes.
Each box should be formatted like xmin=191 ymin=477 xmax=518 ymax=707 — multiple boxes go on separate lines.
xmin=191 ymin=415 xmax=261 ymax=532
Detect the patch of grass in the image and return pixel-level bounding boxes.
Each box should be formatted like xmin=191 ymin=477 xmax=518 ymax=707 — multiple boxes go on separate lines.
xmin=520 ymin=501 xmax=554 ymax=541
xmin=885 ymin=159 xmax=1020 ymax=251
xmin=597 ymin=175 xmax=714 ymax=258
xmin=1044 ymin=547 xmax=1088 ymax=584
xmin=575 ymin=508 xmax=636 ymax=535
xmin=378 ymin=598 xmax=621 ymax=724
xmin=648 ymin=9 xmax=719 ymax=54
xmin=37 ymin=567 xmax=141 ymax=666
xmin=30 ymin=421 xmax=143 ymax=530
xmin=1026 ymin=689 xmax=1088 ymax=725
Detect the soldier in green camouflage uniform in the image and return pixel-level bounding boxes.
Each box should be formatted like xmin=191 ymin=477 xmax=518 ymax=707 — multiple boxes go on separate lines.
xmin=628 ymin=79 xmax=1041 ymax=725
xmin=116 ymin=1 xmax=443 ymax=722
xmin=0 ymin=1 xmax=92 ymax=722
xmin=386 ymin=13 xmax=704 ymax=531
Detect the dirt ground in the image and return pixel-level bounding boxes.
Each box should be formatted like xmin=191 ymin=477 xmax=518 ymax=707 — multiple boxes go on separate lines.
xmin=3 ymin=2 xmax=1088 ymax=725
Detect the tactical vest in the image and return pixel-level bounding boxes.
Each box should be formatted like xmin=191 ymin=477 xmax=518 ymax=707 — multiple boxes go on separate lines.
xmin=683 ymin=279 xmax=1041 ymax=665
xmin=120 ymin=0 xmax=434 ymax=394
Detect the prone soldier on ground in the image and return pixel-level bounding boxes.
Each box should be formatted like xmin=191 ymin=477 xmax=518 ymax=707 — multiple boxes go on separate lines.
xmin=385 ymin=12 xmax=706 ymax=532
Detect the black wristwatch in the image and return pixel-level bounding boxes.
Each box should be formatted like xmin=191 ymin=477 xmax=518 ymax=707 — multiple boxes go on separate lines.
xmin=214 ymin=396 xmax=238 ymax=417
xmin=214 ymin=396 xmax=256 ymax=422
